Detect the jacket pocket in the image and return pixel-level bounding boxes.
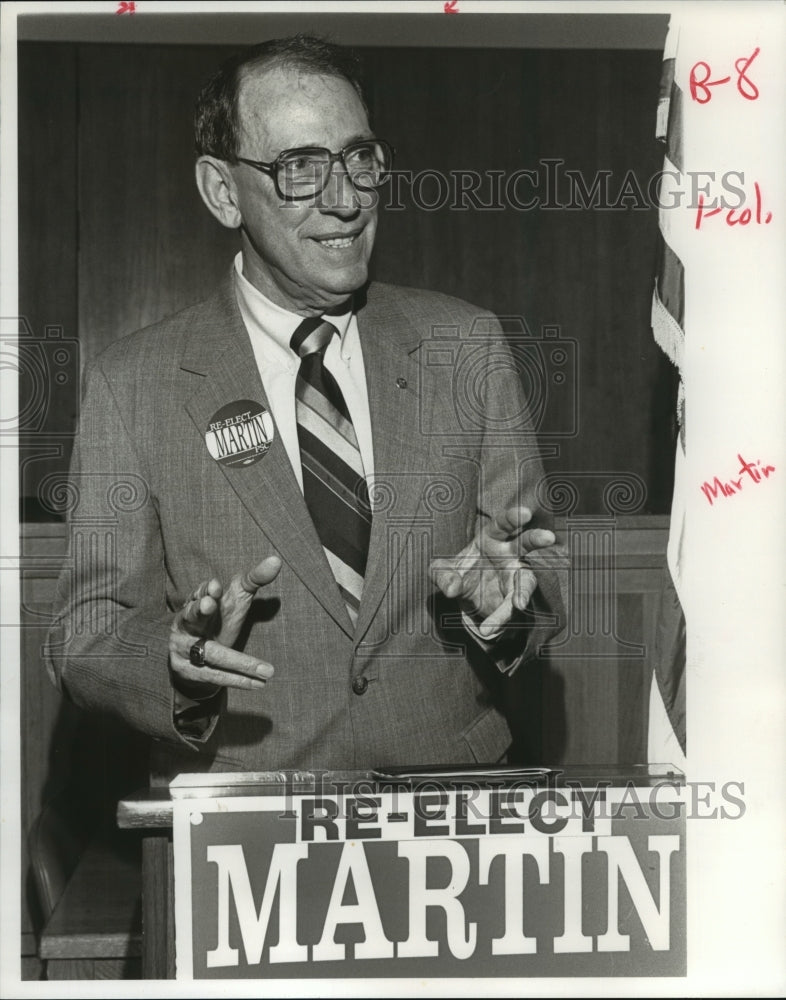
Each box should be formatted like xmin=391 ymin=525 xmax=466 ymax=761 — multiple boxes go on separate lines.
xmin=459 ymin=706 xmax=511 ymax=764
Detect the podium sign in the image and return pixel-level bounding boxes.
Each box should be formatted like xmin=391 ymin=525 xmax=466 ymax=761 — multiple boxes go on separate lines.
xmin=172 ymin=774 xmax=685 ymax=979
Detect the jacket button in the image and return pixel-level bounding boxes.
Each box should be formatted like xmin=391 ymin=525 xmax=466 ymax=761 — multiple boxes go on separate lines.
xmin=352 ymin=676 xmax=368 ymax=695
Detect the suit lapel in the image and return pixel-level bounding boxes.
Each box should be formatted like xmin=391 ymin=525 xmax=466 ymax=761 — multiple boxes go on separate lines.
xmin=181 ymin=278 xmax=353 ymax=635
xmin=353 ymin=285 xmax=435 ymax=642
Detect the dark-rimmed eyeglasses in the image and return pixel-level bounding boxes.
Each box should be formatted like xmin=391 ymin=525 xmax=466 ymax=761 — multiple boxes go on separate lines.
xmin=231 ymin=139 xmax=394 ymax=201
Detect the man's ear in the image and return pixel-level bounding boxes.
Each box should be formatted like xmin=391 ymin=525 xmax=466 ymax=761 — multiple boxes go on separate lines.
xmin=195 ymin=156 xmax=242 ymax=229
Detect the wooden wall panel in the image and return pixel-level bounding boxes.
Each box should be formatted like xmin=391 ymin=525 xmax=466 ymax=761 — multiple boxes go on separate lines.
xmin=77 ymin=45 xmax=238 ymax=363
xmin=368 ymin=48 xmax=679 ymax=514
xmin=540 ymin=516 xmax=670 ymax=765
xmin=17 ymin=44 xmax=79 ymax=520
xmin=20 ymin=526 xmax=80 ymax=956
xmin=20 ymin=526 xmax=148 ymax=976
xmin=17 ymin=44 xmax=78 ymax=957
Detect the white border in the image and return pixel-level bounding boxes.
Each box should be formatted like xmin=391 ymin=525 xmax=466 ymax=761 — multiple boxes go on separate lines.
xmin=2 ymin=1 xmax=785 ymax=997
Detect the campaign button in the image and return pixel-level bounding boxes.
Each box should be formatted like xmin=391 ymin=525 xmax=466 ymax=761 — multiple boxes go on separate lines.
xmin=205 ymin=400 xmax=274 ymax=467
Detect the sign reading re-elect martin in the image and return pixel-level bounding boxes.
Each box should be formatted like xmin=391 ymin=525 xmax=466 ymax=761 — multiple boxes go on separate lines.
xmin=172 ymin=782 xmax=686 ymax=979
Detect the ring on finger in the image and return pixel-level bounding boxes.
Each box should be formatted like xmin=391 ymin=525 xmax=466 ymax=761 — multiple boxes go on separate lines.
xmin=189 ymin=636 xmax=209 ymax=668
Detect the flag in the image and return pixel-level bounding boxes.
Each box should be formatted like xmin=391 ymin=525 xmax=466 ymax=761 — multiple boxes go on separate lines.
xmin=649 ymin=16 xmax=687 ymax=764
xmin=646 ymin=7 xmax=785 ymax=776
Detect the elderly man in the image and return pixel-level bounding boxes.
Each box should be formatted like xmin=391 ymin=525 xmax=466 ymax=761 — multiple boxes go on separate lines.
xmin=46 ymin=36 xmax=564 ymax=777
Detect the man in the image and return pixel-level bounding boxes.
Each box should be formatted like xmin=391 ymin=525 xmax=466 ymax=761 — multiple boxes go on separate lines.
xmin=46 ymin=36 xmax=565 ymax=777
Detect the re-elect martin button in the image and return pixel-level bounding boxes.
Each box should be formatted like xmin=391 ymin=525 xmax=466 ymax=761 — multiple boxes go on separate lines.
xmin=205 ymin=400 xmax=274 ymax=467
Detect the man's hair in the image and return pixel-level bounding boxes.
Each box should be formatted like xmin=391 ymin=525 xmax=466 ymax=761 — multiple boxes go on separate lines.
xmin=194 ymin=34 xmax=368 ymax=161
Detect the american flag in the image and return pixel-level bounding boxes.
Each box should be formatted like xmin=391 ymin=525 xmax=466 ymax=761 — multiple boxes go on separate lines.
xmin=649 ymin=17 xmax=686 ymax=762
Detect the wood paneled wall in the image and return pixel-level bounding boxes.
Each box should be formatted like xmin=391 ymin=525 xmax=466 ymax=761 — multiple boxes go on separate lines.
xmin=20 ymin=526 xmax=148 ymax=969
xmin=18 ymin=45 xmax=79 ymax=523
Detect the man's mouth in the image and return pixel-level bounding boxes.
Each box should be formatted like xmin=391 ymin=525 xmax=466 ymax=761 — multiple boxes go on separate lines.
xmin=313 ymin=233 xmax=361 ymax=249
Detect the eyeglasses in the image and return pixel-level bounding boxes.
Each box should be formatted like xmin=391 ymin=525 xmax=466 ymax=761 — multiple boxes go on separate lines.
xmin=233 ymin=139 xmax=395 ymax=201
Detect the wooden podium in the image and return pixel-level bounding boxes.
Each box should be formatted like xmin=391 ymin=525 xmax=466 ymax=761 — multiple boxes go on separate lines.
xmin=118 ymin=765 xmax=685 ymax=981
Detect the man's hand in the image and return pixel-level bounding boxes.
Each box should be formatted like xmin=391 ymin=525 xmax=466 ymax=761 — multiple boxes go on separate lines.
xmin=169 ymin=555 xmax=282 ymax=691
xmin=430 ymin=506 xmax=556 ymax=638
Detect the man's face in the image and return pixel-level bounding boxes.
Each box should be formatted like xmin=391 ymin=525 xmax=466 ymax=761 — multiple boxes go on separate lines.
xmin=230 ymin=66 xmax=378 ymax=315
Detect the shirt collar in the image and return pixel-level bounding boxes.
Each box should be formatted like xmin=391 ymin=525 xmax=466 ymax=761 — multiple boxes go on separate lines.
xmin=233 ymin=253 xmax=353 ymax=357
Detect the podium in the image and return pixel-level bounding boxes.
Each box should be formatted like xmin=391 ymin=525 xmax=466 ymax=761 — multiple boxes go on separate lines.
xmin=118 ymin=765 xmax=685 ymax=980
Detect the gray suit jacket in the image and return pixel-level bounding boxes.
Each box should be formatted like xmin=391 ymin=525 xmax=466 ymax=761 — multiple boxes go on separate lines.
xmin=46 ymin=275 xmax=564 ymax=777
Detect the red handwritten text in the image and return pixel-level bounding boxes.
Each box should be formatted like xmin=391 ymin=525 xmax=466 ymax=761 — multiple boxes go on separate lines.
xmin=444 ymin=0 xmax=459 ymax=13
xmin=689 ymin=62 xmax=730 ymax=104
xmin=116 ymin=0 xmax=136 ymax=13
xmin=701 ymin=454 xmax=775 ymax=505
xmin=689 ymin=47 xmax=760 ymax=103
xmin=695 ymin=183 xmax=772 ymax=230
xmin=734 ymin=48 xmax=761 ymax=100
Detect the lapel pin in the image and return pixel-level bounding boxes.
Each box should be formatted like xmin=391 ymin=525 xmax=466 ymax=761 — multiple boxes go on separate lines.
xmin=205 ymin=399 xmax=274 ymax=467
xmin=396 ymin=376 xmax=408 ymax=389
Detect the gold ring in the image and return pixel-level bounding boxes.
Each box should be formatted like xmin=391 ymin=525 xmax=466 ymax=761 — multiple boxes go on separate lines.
xmin=189 ymin=636 xmax=208 ymax=668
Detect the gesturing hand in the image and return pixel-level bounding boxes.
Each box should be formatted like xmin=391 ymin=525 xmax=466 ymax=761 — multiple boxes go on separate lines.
xmin=169 ymin=555 xmax=282 ymax=691
xmin=430 ymin=506 xmax=557 ymax=638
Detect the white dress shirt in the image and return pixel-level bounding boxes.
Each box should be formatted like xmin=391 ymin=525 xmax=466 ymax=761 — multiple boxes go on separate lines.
xmin=233 ymin=252 xmax=374 ymax=491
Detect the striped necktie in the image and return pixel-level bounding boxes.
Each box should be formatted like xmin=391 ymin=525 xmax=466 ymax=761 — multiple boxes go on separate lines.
xmin=291 ymin=317 xmax=371 ymax=626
